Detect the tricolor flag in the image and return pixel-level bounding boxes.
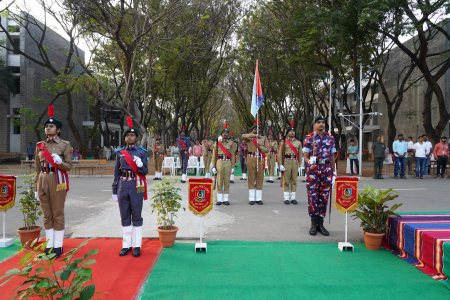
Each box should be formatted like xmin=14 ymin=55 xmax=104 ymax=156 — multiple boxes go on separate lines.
xmin=251 ymin=60 xmax=264 ymax=117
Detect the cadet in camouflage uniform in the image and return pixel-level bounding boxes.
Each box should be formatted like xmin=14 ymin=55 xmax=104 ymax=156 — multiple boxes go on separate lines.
xmin=303 ymin=116 xmax=336 ymax=236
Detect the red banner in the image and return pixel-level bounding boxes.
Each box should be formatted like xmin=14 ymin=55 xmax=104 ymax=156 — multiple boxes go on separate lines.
xmin=334 ymin=177 xmax=359 ymax=213
xmin=188 ymin=179 xmax=213 ymax=216
xmin=0 ymin=175 xmax=16 ymax=212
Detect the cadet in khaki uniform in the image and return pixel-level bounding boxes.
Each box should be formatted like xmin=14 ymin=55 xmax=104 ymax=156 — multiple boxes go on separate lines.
xmin=202 ymin=131 xmax=214 ymax=179
xmin=266 ymin=131 xmax=278 ymax=183
xmin=152 ymin=136 xmax=164 ymax=180
xmin=212 ymin=122 xmax=235 ymax=205
xmin=34 ymin=105 xmax=72 ymax=257
xmin=242 ymin=123 xmax=269 ymax=205
xmin=278 ymin=121 xmax=302 ymax=205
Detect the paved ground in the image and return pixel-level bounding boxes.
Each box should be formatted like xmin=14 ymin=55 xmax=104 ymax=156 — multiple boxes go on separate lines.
xmin=2 ymin=173 xmax=448 ymax=244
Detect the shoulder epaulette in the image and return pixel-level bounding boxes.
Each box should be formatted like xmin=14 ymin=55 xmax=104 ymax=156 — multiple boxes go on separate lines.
xmin=115 ymin=147 xmax=125 ymax=152
xmin=60 ymin=139 xmax=70 ymax=144
xmin=140 ymin=146 xmax=148 ymax=152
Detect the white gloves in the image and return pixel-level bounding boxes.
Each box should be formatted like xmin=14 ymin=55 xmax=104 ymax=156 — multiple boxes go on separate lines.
xmin=218 ymin=136 xmax=222 ymax=142
xmin=112 ymin=194 xmax=118 ymax=202
xmin=51 ymin=153 xmax=62 ymax=165
xmin=231 ymin=168 xmax=235 ymax=174
xmin=212 ymin=167 xmax=217 ymax=175
xmin=279 ymin=165 xmax=285 ymax=172
xmin=35 ymin=191 xmax=39 ymax=201
xmin=298 ymin=167 xmax=301 ymax=174
xmin=133 ymin=156 xmax=143 ymax=168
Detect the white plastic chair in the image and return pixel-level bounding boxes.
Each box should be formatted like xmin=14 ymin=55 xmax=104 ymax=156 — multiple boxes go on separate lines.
xmin=198 ymin=158 xmax=205 ymax=176
xmin=187 ymin=157 xmax=198 ymax=175
xmin=162 ymin=157 xmax=174 ymax=176
xmin=174 ymin=157 xmax=181 ymax=175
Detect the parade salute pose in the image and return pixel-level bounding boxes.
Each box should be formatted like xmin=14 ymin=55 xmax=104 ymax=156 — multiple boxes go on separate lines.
xmin=278 ymin=121 xmax=302 ymax=205
xmin=35 ymin=106 xmax=72 ymax=257
xmin=303 ymin=116 xmax=336 ymax=236
xmin=266 ymin=131 xmax=278 ymax=183
xmin=239 ymin=140 xmax=248 ymax=180
xmin=229 ymin=133 xmax=237 ymax=184
xmin=112 ymin=117 xmax=148 ymax=257
xmin=242 ymin=122 xmax=269 ymax=205
xmin=177 ymin=127 xmax=190 ymax=183
xmin=212 ymin=123 xmax=235 ymax=205
xmin=202 ymin=131 xmax=214 ymax=179
xmin=152 ymin=136 xmax=164 ymax=180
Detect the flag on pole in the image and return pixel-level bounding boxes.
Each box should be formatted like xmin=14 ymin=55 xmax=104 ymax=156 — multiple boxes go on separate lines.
xmin=251 ymin=60 xmax=264 ymax=117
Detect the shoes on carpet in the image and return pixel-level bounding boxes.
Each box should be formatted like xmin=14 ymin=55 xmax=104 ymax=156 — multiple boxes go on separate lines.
xmin=119 ymin=247 xmax=132 ymax=256
xmin=132 ymin=247 xmax=141 ymax=257
xmin=290 ymin=200 xmax=298 ymax=204
xmin=53 ymin=247 xmax=63 ymax=258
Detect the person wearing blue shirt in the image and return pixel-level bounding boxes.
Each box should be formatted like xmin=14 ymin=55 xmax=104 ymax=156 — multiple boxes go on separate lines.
xmin=347 ymin=139 xmax=359 ymax=175
xmin=26 ymin=142 xmax=35 ymax=160
xmin=393 ymin=133 xmax=408 ymax=179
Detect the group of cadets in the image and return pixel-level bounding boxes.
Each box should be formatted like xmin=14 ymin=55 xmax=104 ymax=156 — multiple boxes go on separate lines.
xmin=34 ymin=108 xmax=333 ymax=260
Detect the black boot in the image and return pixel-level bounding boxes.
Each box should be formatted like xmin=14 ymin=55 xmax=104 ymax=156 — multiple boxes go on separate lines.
xmin=132 ymin=247 xmax=141 ymax=257
xmin=119 ymin=247 xmax=132 ymax=256
xmin=53 ymin=247 xmax=63 ymax=258
xmin=309 ymin=221 xmax=317 ymax=236
xmin=317 ymin=217 xmax=329 ymax=236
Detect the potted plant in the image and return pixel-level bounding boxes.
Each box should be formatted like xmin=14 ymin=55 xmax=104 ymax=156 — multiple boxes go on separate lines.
xmin=16 ymin=174 xmax=43 ymax=247
xmin=150 ymin=178 xmax=185 ymax=247
xmin=353 ymin=185 xmax=402 ymax=250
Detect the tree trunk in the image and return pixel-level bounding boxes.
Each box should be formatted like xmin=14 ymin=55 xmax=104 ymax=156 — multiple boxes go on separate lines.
xmin=65 ymin=93 xmax=88 ymax=158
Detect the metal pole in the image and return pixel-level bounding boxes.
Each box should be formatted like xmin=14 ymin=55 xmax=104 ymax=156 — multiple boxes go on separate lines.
xmin=329 ymin=70 xmax=332 ymax=134
xmin=345 ymin=211 xmax=348 ymax=243
xmin=200 ymin=221 xmax=203 ymax=244
xmin=359 ymin=63 xmax=363 ymax=176
xmin=2 ymin=211 xmax=5 ymax=241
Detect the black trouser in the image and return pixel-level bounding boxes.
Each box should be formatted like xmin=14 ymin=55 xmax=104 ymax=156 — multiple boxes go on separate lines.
xmin=240 ymin=156 xmax=247 ymax=174
xmin=311 ymin=215 xmax=323 ymax=225
xmin=437 ymin=156 xmax=449 ymax=176
xmin=350 ymin=158 xmax=359 ymax=175
xmin=28 ymin=155 xmax=34 ymax=160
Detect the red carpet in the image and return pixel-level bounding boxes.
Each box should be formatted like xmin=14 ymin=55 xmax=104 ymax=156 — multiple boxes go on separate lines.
xmin=0 ymin=238 xmax=162 ymax=300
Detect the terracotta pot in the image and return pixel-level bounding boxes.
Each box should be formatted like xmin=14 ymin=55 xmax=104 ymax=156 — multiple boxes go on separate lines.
xmin=362 ymin=229 xmax=385 ymax=250
xmin=17 ymin=226 xmax=42 ymax=247
xmin=157 ymin=226 xmax=179 ymax=248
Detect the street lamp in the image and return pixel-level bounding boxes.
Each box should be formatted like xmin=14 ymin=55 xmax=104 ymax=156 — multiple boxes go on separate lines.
xmin=356 ymin=64 xmax=379 ymax=176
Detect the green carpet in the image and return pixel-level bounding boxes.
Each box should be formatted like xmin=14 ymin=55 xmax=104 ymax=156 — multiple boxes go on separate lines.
xmin=138 ymin=241 xmax=449 ymax=300
xmin=0 ymin=240 xmax=21 ymax=263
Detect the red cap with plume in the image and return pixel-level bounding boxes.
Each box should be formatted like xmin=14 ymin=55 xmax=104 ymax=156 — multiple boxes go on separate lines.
xmin=291 ymin=120 xmax=294 ymax=128
xmin=225 ymin=122 xmax=228 ymax=129
xmin=270 ymin=130 xmax=272 ymax=133
xmin=253 ymin=122 xmax=256 ymax=125
xmin=231 ymin=132 xmax=234 ymax=136
xmin=157 ymin=135 xmax=159 ymax=138
xmin=206 ymin=130 xmax=208 ymax=134
xmin=127 ymin=116 xmax=133 ymax=128
xmin=183 ymin=126 xmax=185 ymax=131
xmin=281 ymin=136 xmax=284 ymax=140
xmin=48 ymin=105 xmax=54 ymax=118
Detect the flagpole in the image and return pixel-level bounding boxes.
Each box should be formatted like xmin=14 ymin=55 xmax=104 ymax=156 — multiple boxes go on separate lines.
xmin=256 ymin=61 xmax=259 ymax=174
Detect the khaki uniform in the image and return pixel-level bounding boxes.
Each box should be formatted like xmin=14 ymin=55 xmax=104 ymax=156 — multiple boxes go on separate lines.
xmin=153 ymin=144 xmax=164 ymax=172
xmin=34 ymin=137 xmax=72 ymax=231
xmin=212 ymin=140 xmax=235 ymax=195
xmin=268 ymin=140 xmax=278 ymax=177
xmin=278 ymin=138 xmax=302 ymax=195
xmin=202 ymin=139 xmax=214 ymax=174
xmin=241 ymin=134 xmax=269 ymax=190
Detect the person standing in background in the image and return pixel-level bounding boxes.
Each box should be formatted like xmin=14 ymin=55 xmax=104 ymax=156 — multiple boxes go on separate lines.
xmin=347 ymin=139 xmax=359 ymax=176
xmin=413 ymin=136 xmax=427 ymax=179
xmin=422 ymin=134 xmax=433 ymax=176
xmin=26 ymin=142 xmax=35 ymax=160
xmin=405 ymin=137 xmax=414 ymax=175
xmin=266 ymin=131 xmax=278 ymax=183
xmin=393 ymin=134 xmax=407 ymax=179
xmin=193 ymin=140 xmax=203 ymax=163
xmin=433 ymin=137 xmax=449 ymax=179
xmin=239 ymin=140 xmax=247 ymax=180
xmin=202 ymin=131 xmax=214 ymax=179
xmin=371 ymin=135 xmax=386 ymax=179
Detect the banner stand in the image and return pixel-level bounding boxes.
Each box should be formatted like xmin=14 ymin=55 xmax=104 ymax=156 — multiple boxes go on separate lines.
xmin=0 ymin=211 xmax=13 ymax=247
xmin=195 ymin=218 xmax=207 ymax=253
xmin=338 ymin=211 xmax=353 ymax=252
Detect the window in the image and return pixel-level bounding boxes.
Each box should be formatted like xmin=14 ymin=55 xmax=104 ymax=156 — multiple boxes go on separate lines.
xmin=12 ymin=118 xmax=20 ymax=134
xmin=9 ymin=67 xmax=20 ymax=73
xmin=14 ymin=77 xmax=20 ymax=94
xmin=13 ymin=39 xmax=20 ymax=54
xmin=12 ymin=108 xmax=20 ymax=114
xmin=110 ymin=111 xmax=122 ymax=120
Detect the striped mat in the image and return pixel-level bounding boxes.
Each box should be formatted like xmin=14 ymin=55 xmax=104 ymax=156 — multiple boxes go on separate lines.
xmin=384 ymin=212 xmax=450 ymax=289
